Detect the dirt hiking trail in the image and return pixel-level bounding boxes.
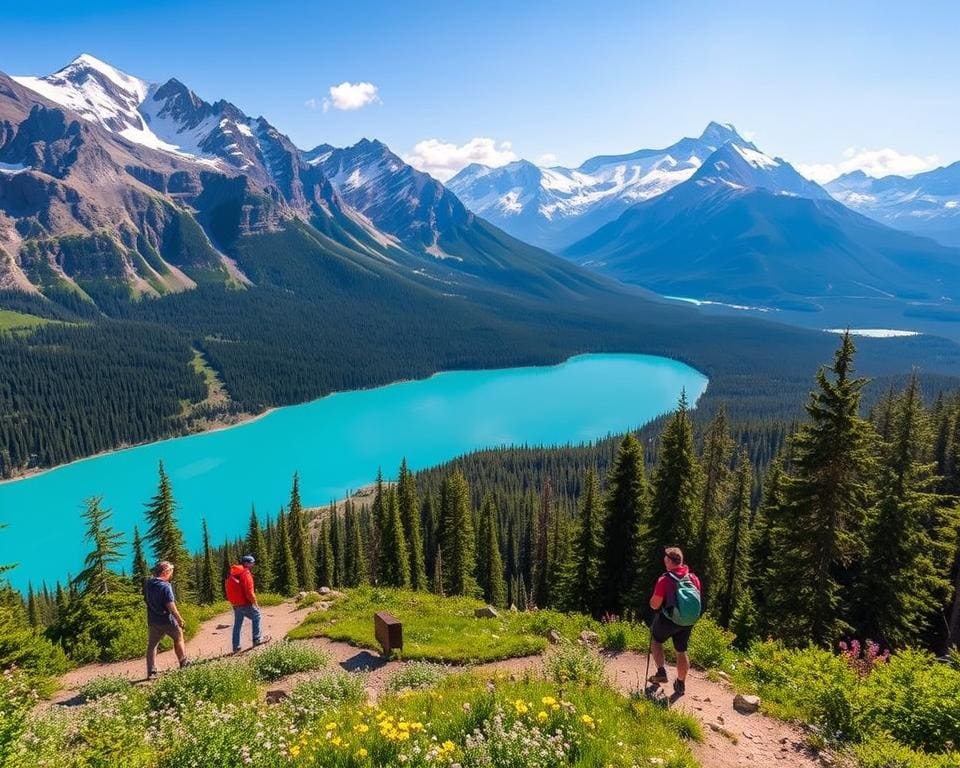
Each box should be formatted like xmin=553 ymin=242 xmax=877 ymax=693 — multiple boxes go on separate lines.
xmin=52 ymin=602 xmax=825 ymax=768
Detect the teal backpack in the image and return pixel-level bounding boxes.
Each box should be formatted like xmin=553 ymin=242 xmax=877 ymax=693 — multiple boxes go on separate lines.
xmin=662 ymin=571 xmax=702 ymax=627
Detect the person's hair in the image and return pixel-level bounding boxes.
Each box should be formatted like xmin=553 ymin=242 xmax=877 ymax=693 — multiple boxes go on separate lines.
xmin=664 ymin=547 xmax=684 ymax=565
xmin=153 ymin=560 xmax=174 ymax=576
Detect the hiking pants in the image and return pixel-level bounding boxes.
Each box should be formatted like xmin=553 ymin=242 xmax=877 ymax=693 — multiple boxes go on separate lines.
xmin=232 ymin=605 xmax=262 ymax=651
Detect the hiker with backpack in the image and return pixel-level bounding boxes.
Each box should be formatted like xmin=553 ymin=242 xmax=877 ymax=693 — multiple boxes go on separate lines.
xmin=225 ymin=554 xmax=271 ymax=653
xmin=647 ymin=546 xmax=702 ymax=697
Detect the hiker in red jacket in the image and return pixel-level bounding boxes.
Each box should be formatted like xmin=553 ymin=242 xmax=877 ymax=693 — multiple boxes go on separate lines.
xmin=225 ymin=554 xmax=271 ymax=653
xmin=648 ymin=546 xmax=702 ymax=697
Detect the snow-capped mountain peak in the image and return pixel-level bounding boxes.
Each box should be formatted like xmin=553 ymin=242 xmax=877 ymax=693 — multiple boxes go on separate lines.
xmin=447 ymin=122 xmax=748 ymax=250
xmin=13 ymin=54 xmax=149 ymax=138
xmin=698 ymin=121 xmax=743 ymax=146
xmin=691 ymin=141 xmax=830 ymax=199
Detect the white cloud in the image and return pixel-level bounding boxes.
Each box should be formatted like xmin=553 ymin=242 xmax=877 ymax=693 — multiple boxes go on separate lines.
xmin=304 ymin=98 xmax=321 ymax=110
xmin=403 ymin=137 xmax=518 ymax=181
xmin=798 ymin=147 xmax=941 ymax=184
xmin=536 ymin=153 xmax=559 ymax=166
xmin=319 ymin=81 xmax=380 ymax=112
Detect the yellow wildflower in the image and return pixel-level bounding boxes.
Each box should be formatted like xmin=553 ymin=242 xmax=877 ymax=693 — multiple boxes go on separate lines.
xmin=537 ymin=711 xmax=549 ymax=722
xmin=355 ymin=748 xmax=368 ymax=758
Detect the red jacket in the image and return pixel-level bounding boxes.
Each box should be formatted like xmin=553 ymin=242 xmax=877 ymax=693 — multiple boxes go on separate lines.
xmin=225 ymin=564 xmax=256 ymax=607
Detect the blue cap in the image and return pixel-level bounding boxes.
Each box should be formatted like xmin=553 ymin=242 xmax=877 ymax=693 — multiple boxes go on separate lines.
xmin=241 ymin=554 xmax=256 ymax=564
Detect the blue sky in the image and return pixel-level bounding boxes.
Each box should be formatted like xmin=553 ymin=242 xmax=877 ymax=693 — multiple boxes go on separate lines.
xmin=4 ymin=0 xmax=959 ymax=181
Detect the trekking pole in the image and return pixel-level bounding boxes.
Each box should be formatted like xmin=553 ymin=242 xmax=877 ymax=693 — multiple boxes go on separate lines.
xmin=643 ymin=623 xmax=652 ymax=689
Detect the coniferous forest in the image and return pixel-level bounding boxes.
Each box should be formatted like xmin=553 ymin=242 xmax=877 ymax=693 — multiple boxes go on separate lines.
xmin=5 ymin=333 xmax=960 ymax=666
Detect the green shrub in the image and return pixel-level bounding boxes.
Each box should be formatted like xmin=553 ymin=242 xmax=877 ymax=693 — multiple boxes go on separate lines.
xmin=0 ymin=669 xmax=39 ymax=764
xmin=249 ymin=642 xmax=328 ymax=682
xmin=544 ymin=642 xmax=606 ymax=687
xmin=736 ymin=640 xmax=857 ymax=724
xmin=851 ymin=729 xmax=960 ymax=768
xmin=75 ymin=689 xmax=153 ymax=767
xmin=286 ymin=670 xmax=367 ymax=724
xmin=386 ymin=661 xmax=451 ymax=692
xmin=0 ymin=606 xmax=70 ymax=677
xmin=149 ymin=660 xmax=259 ymax=711
xmin=858 ymin=650 xmax=960 ymax=752
xmin=79 ymin=675 xmax=134 ymax=702
xmin=256 ymin=593 xmax=286 ymax=607
xmin=598 ymin=620 xmax=650 ymax=653
xmin=686 ymin=616 xmax=735 ymax=670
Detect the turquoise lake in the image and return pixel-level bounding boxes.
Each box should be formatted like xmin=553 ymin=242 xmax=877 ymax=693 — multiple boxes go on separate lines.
xmin=1 ymin=353 xmax=707 ymax=589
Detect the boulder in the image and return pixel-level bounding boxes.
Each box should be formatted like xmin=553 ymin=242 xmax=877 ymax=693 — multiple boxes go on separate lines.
xmin=319 ymin=586 xmax=331 ymax=595
xmin=579 ymin=630 xmax=600 ymax=644
xmin=547 ymin=629 xmax=563 ymax=644
xmin=733 ymin=693 xmax=761 ymax=714
xmin=265 ymin=689 xmax=289 ymax=704
xmin=475 ymin=605 xmax=499 ymax=619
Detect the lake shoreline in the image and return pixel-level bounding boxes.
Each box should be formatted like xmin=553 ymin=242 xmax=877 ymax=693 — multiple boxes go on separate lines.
xmin=2 ymin=353 xmax=709 ymax=590
xmin=2 ymin=352 xmax=710 ymax=486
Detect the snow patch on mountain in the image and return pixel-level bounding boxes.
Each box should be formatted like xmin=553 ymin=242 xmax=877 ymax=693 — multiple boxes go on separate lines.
xmin=447 ymin=122 xmax=747 ymax=249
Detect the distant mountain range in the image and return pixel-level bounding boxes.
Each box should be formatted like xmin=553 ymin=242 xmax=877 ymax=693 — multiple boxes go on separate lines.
xmin=562 ymin=138 xmax=960 ymax=309
xmin=447 ymin=121 xmax=744 ymax=251
xmin=826 ymin=164 xmax=960 ymax=247
xmin=0 ymin=54 xmax=608 ymax=309
xmin=450 ymin=118 xmax=960 ymax=313
xmin=5 ymin=54 xmax=960 ymax=331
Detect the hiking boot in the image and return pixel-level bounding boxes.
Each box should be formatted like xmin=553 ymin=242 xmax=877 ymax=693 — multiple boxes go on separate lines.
xmin=673 ymin=678 xmax=686 ymax=697
xmin=253 ymin=635 xmax=272 ymax=647
xmin=179 ymin=659 xmax=192 ymax=669
xmin=648 ymin=667 xmax=669 ymax=684
xmin=147 ymin=670 xmax=158 ymax=680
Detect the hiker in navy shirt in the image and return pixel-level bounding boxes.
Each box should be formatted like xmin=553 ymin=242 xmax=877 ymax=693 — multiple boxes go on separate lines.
xmin=143 ymin=560 xmax=189 ymax=678
xmin=648 ymin=546 xmax=702 ymax=697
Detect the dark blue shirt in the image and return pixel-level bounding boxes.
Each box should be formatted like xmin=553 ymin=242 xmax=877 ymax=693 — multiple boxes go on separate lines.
xmin=144 ymin=577 xmax=176 ymax=625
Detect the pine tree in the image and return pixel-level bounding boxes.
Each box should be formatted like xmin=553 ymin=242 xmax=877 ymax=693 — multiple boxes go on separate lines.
xmin=26 ymin=584 xmax=40 ymax=628
xmin=131 ymin=526 xmax=149 ymax=587
xmin=570 ymin=468 xmax=604 ymax=615
xmin=476 ymin=493 xmax=507 ymax=606
xmin=199 ymin=519 xmax=218 ymax=604
xmin=287 ymin=473 xmax=315 ymax=591
xmin=751 ymin=456 xmax=786 ymax=629
xmin=432 ymin=547 xmax=444 ymax=596
xmin=717 ymin=449 xmax=752 ymax=627
xmin=767 ymin=333 xmax=876 ymax=645
xmin=439 ymin=470 xmax=477 ymax=596
xmin=316 ymin=517 xmax=335 ymax=589
xmin=74 ymin=497 xmax=126 ymax=596
xmin=547 ymin=513 xmax=575 ymax=610
xmin=696 ymin=407 xmax=735 ymax=608
xmin=370 ymin=468 xmax=386 ymax=583
xmin=531 ymin=479 xmax=554 ymax=608
xmin=858 ymin=376 xmax=956 ymax=646
xmin=600 ymin=434 xmax=650 ymax=614
xmin=647 ymin=392 xmax=703 ymax=588
xmin=144 ymin=461 xmax=191 ymax=595
xmin=272 ymin=512 xmax=300 ymax=596
xmin=330 ymin=506 xmax=345 ymax=587
xmin=423 ymin=494 xmax=439 ymax=579
xmin=379 ymin=490 xmax=411 ymax=587
xmin=347 ymin=505 xmax=369 ymax=586
xmin=398 ymin=459 xmax=428 ymax=590
xmin=245 ymin=507 xmax=272 ymax=588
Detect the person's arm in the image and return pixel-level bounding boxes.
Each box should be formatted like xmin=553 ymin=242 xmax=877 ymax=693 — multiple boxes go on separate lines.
xmin=167 ymin=599 xmax=185 ymax=628
xmin=649 ymin=577 xmax=665 ymax=610
xmin=244 ymin=571 xmax=258 ymax=608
